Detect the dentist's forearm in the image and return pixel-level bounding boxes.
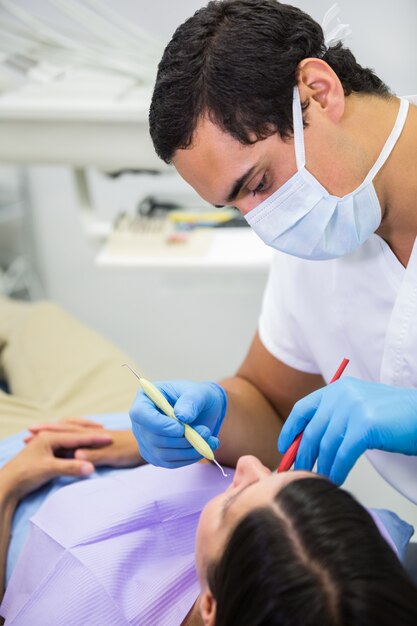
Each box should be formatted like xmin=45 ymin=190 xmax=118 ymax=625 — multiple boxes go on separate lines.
xmin=216 ymin=376 xmax=284 ymax=470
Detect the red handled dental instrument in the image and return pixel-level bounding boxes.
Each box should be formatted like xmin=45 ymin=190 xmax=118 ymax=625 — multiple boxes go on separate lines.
xmin=277 ymin=358 xmax=350 ymax=473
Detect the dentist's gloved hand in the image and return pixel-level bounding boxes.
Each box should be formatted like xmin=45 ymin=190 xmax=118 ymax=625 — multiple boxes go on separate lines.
xmin=129 ymin=380 xmax=227 ymax=468
xmin=278 ymin=378 xmax=417 ymax=485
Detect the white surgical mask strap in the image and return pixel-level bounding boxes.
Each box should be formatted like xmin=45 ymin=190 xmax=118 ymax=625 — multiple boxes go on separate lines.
xmin=292 ymin=86 xmax=306 ymax=170
xmin=362 ymin=98 xmax=410 ymax=185
xmin=292 ymin=89 xmax=409 ymax=185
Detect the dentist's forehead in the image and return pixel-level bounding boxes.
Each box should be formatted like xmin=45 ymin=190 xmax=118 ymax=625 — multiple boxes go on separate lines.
xmin=173 ymin=117 xmax=256 ymax=203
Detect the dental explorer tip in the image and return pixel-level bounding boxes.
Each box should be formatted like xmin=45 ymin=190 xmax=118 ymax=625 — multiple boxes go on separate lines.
xmin=122 ymin=363 xmax=142 ymax=380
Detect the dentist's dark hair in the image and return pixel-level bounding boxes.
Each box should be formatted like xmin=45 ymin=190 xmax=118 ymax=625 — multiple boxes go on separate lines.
xmin=208 ymin=478 xmax=417 ymax=626
xmin=149 ymin=0 xmax=390 ymax=164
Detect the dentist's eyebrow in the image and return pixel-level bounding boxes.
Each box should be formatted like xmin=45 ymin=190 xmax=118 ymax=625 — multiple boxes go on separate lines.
xmin=226 ymin=165 xmax=258 ymax=204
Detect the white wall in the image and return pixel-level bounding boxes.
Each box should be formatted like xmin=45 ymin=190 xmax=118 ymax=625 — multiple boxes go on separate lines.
xmin=284 ymin=0 xmax=417 ymax=95
xmin=118 ymin=0 xmax=417 ymax=94
xmin=25 ymin=165 xmax=268 ymax=381
xmin=13 ymin=0 xmax=417 ymax=95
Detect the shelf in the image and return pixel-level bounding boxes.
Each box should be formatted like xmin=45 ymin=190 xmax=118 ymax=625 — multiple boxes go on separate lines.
xmin=0 ymin=71 xmax=167 ymax=170
xmin=96 ymin=228 xmax=273 ymax=271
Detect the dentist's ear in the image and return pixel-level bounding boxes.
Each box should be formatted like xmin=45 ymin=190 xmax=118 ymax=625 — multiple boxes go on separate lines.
xmin=200 ymin=590 xmax=217 ymax=626
xmin=296 ymin=58 xmax=345 ymax=123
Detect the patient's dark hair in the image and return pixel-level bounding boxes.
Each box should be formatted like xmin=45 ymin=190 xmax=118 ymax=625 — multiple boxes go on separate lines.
xmin=149 ymin=0 xmax=390 ymax=163
xmin=208 ymin=478 xmax=417 ymax=626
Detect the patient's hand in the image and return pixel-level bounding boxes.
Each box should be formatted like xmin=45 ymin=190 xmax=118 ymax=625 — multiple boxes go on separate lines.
xmin=26 ymin=418 xmax=143 ymax=468
xmin=1 ymin=430 xmax=113 ymax=501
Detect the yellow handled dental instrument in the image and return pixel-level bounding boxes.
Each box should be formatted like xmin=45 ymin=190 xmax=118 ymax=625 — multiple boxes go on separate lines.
xmin=123 ymin=364 xmax=228 ymax=477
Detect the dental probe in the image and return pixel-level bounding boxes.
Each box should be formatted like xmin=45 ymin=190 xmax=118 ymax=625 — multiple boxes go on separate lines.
xmin=122 ymin=364 xmax=228 ymax=477
xmin=277 ymin=358 xmax=350 ymax=473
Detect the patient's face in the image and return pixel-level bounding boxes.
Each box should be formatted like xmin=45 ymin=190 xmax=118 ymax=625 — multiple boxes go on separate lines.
xmin=195 ymin=456 xmax=312 ymax=585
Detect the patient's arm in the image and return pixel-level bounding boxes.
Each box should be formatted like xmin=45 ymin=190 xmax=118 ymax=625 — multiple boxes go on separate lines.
xmin=26 ymin=418 xmax=144 ymax=468
xmin=0 ymin=430 xmax=112 ymax=600
xmin=0 ymin=480 xmax=17 ymax=602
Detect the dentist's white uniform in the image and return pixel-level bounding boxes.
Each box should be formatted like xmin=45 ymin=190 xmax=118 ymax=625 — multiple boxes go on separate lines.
xmin=259 ymin=96 xmax=417 ymax=503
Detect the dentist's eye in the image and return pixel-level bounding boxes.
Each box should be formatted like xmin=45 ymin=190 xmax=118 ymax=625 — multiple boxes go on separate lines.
xmin=251 ymin=175 xmax=267 ymax=197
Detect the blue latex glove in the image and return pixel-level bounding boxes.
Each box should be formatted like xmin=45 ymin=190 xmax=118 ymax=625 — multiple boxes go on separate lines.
xmin=278 ymin=377 xmax=417 ymax=485
xmin=129 ymin=380 xmax=227 ymax=468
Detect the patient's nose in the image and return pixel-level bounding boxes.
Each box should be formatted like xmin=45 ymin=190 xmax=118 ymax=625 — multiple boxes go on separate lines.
xmin=233 ymin=455 xmax=271 ymax=488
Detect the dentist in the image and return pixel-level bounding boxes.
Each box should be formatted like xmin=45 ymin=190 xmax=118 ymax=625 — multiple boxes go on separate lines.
xmin=130 ymin=0 xmax=417 ymax=502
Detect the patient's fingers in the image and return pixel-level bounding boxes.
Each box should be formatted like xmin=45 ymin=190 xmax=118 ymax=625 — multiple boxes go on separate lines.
xmin=58 ymin=417 xmax=103 ymax=428
xmin=74 ymin=447 xmax=137 ymax=468
xmin=24 ymin=432 xmax=82 ymax=444
xmin=28 ymin=423 xmax=78 ymax=434
xmin=46 ymin=431 xmax=113 ymax=451
xmin=51 ymin=458 xmax=95 ymax=477
xmin=25 ymin=423 xmax=109 ymax=447
xmin=29 ymin=418 xmax=103 ymax=434
xmin=74 ymin=448 xmax=107 ymax=464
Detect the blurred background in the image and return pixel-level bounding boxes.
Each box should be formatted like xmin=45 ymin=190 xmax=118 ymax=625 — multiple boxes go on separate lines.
xmin=0 ymin=0 xmax=417 ymax=522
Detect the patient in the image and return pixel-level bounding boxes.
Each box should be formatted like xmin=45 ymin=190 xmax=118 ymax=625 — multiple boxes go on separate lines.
xmin=197 ymin=456 xmax=417 ymax=626
xmin=0 ymin=298 xmax=416 ymax=624
xmin=0 ymin=438 xmax=417 ymax=625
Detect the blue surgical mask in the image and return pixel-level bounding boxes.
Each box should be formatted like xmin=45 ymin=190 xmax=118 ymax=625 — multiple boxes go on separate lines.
xmin=244 ymin=88 xmax=409 ymax=260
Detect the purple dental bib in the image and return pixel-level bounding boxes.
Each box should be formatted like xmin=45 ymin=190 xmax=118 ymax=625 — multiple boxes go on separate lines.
xmin=1 ymin=461 xmax=406 ymax=625
xmin=1 ymin=463 xmax=233 ymax=625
